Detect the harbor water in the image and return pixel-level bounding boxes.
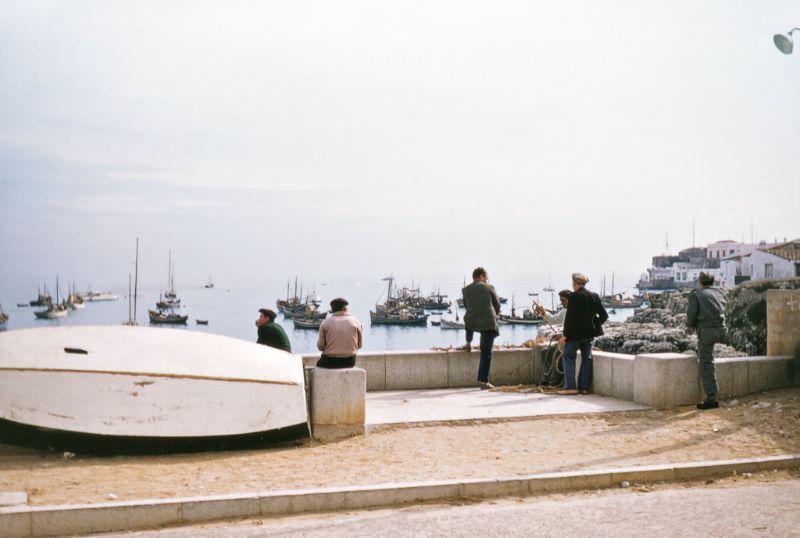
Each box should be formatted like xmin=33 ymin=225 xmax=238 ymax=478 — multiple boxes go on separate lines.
xmin=0 ymin=273 xmax=641 ymax=354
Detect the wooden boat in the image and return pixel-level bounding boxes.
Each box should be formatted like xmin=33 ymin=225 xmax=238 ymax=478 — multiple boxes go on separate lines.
xmin=369 ymin=309 xmax=428 ymax=326
xmin=440 ymin=319 xmax=465 ymax=330
xmin=292 ymin=317 xmax=323 ymax=330
xmin=148 ymin=309 xmax=188 ymax=325
xmin=0 ymin=326 xmax=308 ymax=439
xmin=34 ymin=279 xmax=69 ymax=319
xmin=196 ymin=319 xmax=209 ymax=325
xmin=29 ymin=286 xmax=52 ymax=307
xmin=430 ymin=320 xmax=441 ymax=326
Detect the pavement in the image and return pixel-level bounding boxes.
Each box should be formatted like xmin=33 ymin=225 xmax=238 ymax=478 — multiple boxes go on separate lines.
xmin=2 ymin=387 xmax=798 ymax=537
xmin=366 ymin=387 xmax=649 ymax=425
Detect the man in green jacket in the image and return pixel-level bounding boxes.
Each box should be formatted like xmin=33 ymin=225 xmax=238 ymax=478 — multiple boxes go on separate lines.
xmin=462 ymin=267 xmax=501 ymax=389
xmin=687 ymin=273 xmax=726 ymax=410
xmin=256 ymin=308 xmax=292 ymax=353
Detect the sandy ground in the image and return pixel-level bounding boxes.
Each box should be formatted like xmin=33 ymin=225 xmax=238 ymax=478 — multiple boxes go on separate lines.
xmin=1 ymin=388 xmax=798 ymax=507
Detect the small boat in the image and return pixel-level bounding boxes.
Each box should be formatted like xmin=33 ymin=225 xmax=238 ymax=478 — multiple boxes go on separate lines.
xmin=0 ymin=326 xmax=308 ymax=441
xmin=29 ymin=286 xmax=52 ymax=307
xmin=67 ymin=287 xmax=85 ymax=310
xmin=196 ymin=319 xmax=209 ymax=325
xmin=34 ymin=279 xmax=69 ymax=319
xmin=430 ymin=320 xmax=441 ymax=326
xmin=79 ymin=291 xmax=119 ymax=302
xmin=148 ymin=309 xmax=188 ymax=325
xmin=440 ymin=319 xmax=465 ymax=330
xmin=498 ymin=296 xmax=544 ymax=325
xmin=292 ymin=317 xmax=323 ymax=330
xmin=16 ymin=304 xmax=28 ymax=308
xmin=204 ymin=275 xmax=214 ymax=289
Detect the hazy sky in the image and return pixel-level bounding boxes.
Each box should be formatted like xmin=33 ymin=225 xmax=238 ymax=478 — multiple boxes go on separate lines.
xmin=1 ymin=1 xmax=799 ymax=293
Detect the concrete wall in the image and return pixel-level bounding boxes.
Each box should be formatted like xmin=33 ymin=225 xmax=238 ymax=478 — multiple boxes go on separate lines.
xmin=767 ymin=289 xmax=800 ymax=359
xmin=303 ymin=348 xmax=538 ymax=391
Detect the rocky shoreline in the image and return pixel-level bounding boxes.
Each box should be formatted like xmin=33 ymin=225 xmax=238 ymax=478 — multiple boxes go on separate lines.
xmin=540 ymin=278 xmax=800 ymax=356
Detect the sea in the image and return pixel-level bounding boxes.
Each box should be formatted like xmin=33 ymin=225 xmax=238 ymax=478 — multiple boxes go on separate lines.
xmin=0 ymin=273 xmax=642 ymax=354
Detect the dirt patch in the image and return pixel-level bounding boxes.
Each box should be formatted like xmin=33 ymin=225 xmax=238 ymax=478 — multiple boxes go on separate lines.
xmin=1 ymin=388 xmax=798 ymax=506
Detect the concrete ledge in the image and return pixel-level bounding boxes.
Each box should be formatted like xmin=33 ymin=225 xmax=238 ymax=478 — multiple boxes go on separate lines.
xmin=634 ymin=353 xmax=700 ymax=408
xmin=3 ymin=454 xmax=798 ymax=537
xmin=593 ymin=351 xmax=635 ymax=401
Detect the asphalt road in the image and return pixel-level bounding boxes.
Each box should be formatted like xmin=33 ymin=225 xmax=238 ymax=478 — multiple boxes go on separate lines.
xmin=96 ymin=478 xmax=800 ymax=537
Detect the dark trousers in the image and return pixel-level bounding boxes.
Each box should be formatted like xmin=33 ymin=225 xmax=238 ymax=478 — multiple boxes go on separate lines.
xmin=316 ymin=355 xmax=356 ymax=369
xmin=562 ymin=338 xmax=593 ymax=391
xmin=467 ymin=329 xmax=499 ymax=383
xmin=697 ymin=327 xmax=724 ymax=402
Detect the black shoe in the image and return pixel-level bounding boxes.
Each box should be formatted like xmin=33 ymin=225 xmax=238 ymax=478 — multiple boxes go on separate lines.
xmin=696 ymin=400 xmax=719 ymax=410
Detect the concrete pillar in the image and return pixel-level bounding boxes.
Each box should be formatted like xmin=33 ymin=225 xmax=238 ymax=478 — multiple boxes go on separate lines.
xmin=767 ymin=289 xmax=800 ymax=359
xmin=308 ymin=367 xmax=366 ymax=442
xmin=633 ymin=352 xmax=700 ymax=408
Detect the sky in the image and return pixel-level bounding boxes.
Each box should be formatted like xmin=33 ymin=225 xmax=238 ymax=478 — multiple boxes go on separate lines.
xmin=1 ymin=0 xmax=799 ymax=295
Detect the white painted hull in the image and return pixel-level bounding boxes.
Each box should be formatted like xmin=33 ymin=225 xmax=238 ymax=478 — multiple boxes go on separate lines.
xmin=0 ymin=326 xmax=308 ymax=438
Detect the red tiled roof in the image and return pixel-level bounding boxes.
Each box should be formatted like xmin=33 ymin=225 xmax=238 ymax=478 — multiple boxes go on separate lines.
xmin=762 ymin=239 xmax=800 ymax=261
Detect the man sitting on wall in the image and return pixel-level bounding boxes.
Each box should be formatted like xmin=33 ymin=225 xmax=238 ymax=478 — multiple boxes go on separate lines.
xmin=317 ymin=297 xmax=364 ymax=369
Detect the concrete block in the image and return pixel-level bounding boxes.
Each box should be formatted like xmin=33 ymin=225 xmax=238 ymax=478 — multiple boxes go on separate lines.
xmin=309 ymin=367 xmax=366 ymax=442
xmin=0 ymin=508 xmax=31 ymax=538
xmin=458 ymin=477 xmax=530 ymax=499
xmin=592 ymin=353 xmax=614 ymax=396
xmin=490 ymin=349 xmax=536 ymax=386
xmin=767 ymin=289 xmax=800 ymax=358
xmin=181 ymin=494 xmax=260 ymax=523
xmin=634 ymin=353 xmax=700 ymax=408
xmin=715 ymin=358 xmax=749 ymax=399
xmin=385 ymin=351 xmax=448 ymax=390
xmin=30 ymin=502 xmax=180 ymax=537
xmin=343 ymin=482 xmax=461 ymax=509
xmin=747 ymin=356 xmax=794 ymax=392
xmin=611 ymin=355 xmax=635 ymax=401
xmin=529 ymin=469 xmax=614 ymax=493
xmin=446 ymin=350 xmax=480 ymax=387
xmin=260 ymin=488 xmax=346 ymax=515
xmin=0 ymin=492 xmax=27 ymax=507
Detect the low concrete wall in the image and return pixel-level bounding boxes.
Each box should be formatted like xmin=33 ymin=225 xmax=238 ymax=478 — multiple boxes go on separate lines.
xmin=303 ymin=348 xmax=537 ymax=391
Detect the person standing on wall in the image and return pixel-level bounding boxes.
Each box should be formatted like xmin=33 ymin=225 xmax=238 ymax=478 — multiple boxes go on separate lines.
xmin=256 ymin=308 xmax=292 ymax=352
xmin=462 ymin=267 xmax=501 ymax=390
xmin=558 ymin=273 xmax=607 ymax=395
xmin=687 ymin=272 xmax=727 ymax=410
xmin=316 ymin=297 xmax=364 ymax=369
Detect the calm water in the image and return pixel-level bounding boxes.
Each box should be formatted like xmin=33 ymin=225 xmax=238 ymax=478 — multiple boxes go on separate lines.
xmin=0 ymin=275 xmax=640 ymax=354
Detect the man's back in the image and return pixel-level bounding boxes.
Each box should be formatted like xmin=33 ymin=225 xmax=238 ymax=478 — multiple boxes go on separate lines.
xmin=318 ymin=312 xmax=363 ymax=357
xmin=462 ymin=281 xmax=500 ymax=332
xmin=257 ymin=322 xmax=292 ymax=352
xmin=564 ymin=287 xmax=606 ymax=341
xmin=687 ymin=287 xmax=726 ymax=328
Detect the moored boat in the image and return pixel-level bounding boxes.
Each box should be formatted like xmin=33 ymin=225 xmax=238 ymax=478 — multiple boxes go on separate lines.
xmin=292 ymin=317 xmax=323 ymax=330
xmin=79 ymin=291 xmax=119 ymax=302
xmin=148 ymin=309 xmax=188 ymax=325
xmin=440 ymin=319 xmax=465 ymax=329
xmin=0 ymin=326 xmax=308 ymax=440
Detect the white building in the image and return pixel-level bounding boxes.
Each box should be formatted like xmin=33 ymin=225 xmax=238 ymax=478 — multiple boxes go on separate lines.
xmin=720 ymin=239 xmax=799 ymax=286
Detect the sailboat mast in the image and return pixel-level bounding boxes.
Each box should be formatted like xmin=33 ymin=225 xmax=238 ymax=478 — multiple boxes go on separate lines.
xmin=133 ymin=237 xmax=139 ymax=323
xmin=128 ymin=273 xmax=132 ymax=323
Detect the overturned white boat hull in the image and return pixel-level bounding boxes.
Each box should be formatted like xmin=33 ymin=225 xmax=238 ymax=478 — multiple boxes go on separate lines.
xmin=0 ymin=326 xmax=308 ymax=438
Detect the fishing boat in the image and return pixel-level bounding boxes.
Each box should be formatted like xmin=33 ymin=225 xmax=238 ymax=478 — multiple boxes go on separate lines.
xmin=0 ymin=305 xmax=8 ymax=331
xmin=601 ymin=293 xmax=645 ymax=309
xmin=415 ymin=291 xmax=451 ymax=310
xmin=499 ymin=296 xmax=544 ymax=325
xmin=34 ymin=279 xmax=69 ymax=320
xmin=440 ymin=319 xmax=465 ymax=330
xmin=370 ymin=276 xmax=428 ymax=326
xmin=292 ymin=317 xmax=323 ymax=330
xmin=204 ymin=275 xmax=214 ymax=289
xmin=29 ymin=286 xmax=52 ymax=307
xmin=67 ymin=284 xmax=85 ymax=310
xmin=277 ymin=277 xmax=304 ymax=313
xmin=0 ymin=326 xmax=308 ymax=441
xmin=156 ymin=294 xmax=181 ymax=309
xmin=196 ymin=319 xmax=209 ymax=325
xmin=148 ymin=309 xmax=188 ymax=325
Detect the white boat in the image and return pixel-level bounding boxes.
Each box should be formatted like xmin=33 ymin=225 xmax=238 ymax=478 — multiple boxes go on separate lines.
xmin=0 ymin=326 xmax=308 ymax=439
xmin=33 ymin=303 xmax=70 ymax=319
xmin=79 ymin=291 xmax=119 ymax=302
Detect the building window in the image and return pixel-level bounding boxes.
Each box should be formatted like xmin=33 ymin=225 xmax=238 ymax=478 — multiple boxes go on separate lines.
xmin=796 ymin=263 xmax=800 ymax=277
xmin=765 ymin=264 xmax=774 ymax=279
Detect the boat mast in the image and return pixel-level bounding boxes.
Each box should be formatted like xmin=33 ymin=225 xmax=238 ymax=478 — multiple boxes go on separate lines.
xmin=133 ymin=237 xmax=139 ymax=323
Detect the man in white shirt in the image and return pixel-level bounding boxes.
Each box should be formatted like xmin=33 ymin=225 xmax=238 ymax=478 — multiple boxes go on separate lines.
xmin=316 ymin=297 xmax=364 ymax=368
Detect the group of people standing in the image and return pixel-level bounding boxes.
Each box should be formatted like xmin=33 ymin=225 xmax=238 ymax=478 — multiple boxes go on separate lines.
xmin=255 ymin=266 xmax=727 ymax=410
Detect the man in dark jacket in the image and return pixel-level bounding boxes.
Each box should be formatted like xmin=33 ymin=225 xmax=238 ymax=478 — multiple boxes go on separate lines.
xmin=462 ymin=267 xmax=501 ymax=389
xmin=558 ymin=273 xmax=607 ymax=395
xmin=256 ymin=308 xmax=292 ymax=352
xmin=687 ymin=272 xmax=727 ymax=410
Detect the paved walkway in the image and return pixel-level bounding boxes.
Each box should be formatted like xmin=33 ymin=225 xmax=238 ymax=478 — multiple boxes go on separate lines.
xmin=366 ymin=387 xmax=649 ymax=425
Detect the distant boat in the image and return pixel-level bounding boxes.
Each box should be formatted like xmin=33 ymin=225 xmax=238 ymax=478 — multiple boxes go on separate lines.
xmin=440 ymin=319 xmax=465 ymax=330
xmin=204 ymin=275 xmax=214 ymax=289
xmin=16 ymin=304 xmax=28 ymax=308
xmin=148 ymin=309 xmax=188 ymax=325
xmin=29 ymin=285 xmax=52 ymax=307
xmin=0 ymin=326 xmax=308 ymax=440
xmin=196 ymin=319 xmax=209 ymax=325
xmin=34 ymin=278 xmax=69 ymax=320
xmin=79 ymin=291 xmax=119 ymax=302
xmin=292 ymin=317 xmax=323 ymax=330
xmin=370 ymin=276 xmax=428 ymax=326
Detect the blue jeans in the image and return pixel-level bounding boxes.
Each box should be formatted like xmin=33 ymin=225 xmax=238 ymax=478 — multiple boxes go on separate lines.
xmin=562 ymin=339 xmax=593 ymax=391
xmin=468 ymin=329 xmax=499 ymax=383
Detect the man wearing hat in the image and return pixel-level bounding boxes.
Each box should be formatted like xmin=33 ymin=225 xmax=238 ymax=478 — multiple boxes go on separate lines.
xmin=687 ymin=272 xmax=727 ymax=409
xmin=558 ymin=273 xmax=607 ymax=395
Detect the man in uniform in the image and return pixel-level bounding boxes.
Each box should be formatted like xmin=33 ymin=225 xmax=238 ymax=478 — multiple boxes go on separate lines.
xmin=687 ymin=272 xmax=727 ymax=410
